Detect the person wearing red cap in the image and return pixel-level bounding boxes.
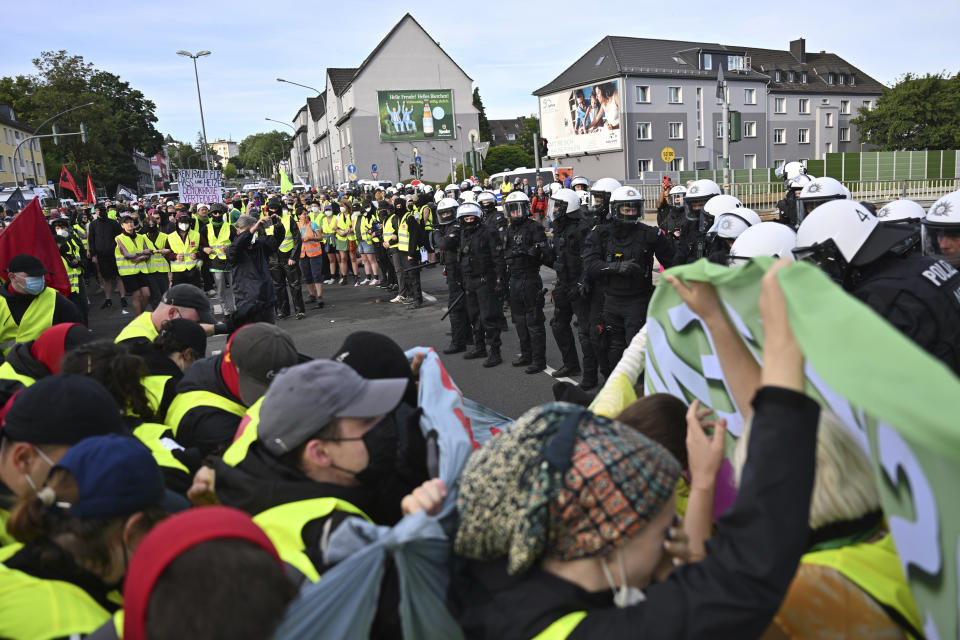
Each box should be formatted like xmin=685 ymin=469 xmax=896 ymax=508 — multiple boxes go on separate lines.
xmin=0 ymin=322 xmax=94 ymax=403
xmin=0 ymin=254 xmax=81 ymax=355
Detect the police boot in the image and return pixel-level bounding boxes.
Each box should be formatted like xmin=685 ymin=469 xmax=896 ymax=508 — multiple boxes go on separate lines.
xmin=443 ymin=343 xmax=466 ymax=354
xmin=512 ymin=355 xmax=532 ymax=367
xmin=578 ymin=375 xmax=599 ymax=391
xmin=463 ymin=345 xmax=487 ymax=360
xmin=552 ymin=364 xmax=581 ymax=378
xmin=524 ymin=362 xmax=545 ymax=374
xmin=482 ymin=347 xmax=502 ymax=368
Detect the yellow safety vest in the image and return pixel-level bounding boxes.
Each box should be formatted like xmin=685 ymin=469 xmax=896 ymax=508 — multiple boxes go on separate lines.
xmin=61 ymin=256 xmax=80 ymax=294
xmin=72 ymin=224 xmax=88 ymax=251
xmin=0 ymin=562 xmax=112 ymax=640
xmin=164 ymin=389 xmax=247 ymax=438
xmin=0 ymin=288 xmax=57 ymax=355
xmin=531 ymin=611 xmax=588 ymax=639
xmin=336 ymin=212 xmax=355 ymax=242
xmin=107 ymin=208 xmax=118 ymax=220
xmin=321 ymin=215 xmax=337 ymax=236
xmin=382 ymin=215 xmax=397 ymax=249
xmin=114 ymin=234 xmax=149 ymax=276
xmin=252 ymin=498 xmax=372 ymax=583
xmin=802 ymin=535 xmax=923 ymax=639
xmin=0 ymin=361 xmax=36 ymax=387
xmin=132 ymin=421 xmax=189 ymax=475
xmin=115 ymin=311 xmax=158 ymax=344
xmin=143 ymin=234 xmax=169 ymax=274
xmin=276 ymin=213 xmax=295 ymax=253
xmin=360 ymin=216 xmax=374 ymax=243
xmin=221 ymin=397 xmax=262 ymax=467
xmin=162 ymin=230 xmax=201 ymax=272
xmin=206 ymin=222 xmax=232 ymax=261
xmin=139 ymin=373 xmax=171 ymax=422
xmin=397 ymin=213 xmax=413 ymax=252
xmin=422 ymin=206 xmax=435 ymax=232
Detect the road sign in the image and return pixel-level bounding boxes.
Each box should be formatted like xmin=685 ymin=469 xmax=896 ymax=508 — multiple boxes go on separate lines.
xmin=661 ymin=147 xmax=675 ymax=163
xmin=415 ymin=156 xmax=422 ymax=166
xmin=467 ymin=129 xmax=480 ymax=143
xmin=347 ymin=164 xmax=357 ymax=174
xmin=333 ymin=162 xmax=342 ymax=171
xmin=348 ymin=172 xmax=357 ymax=180
xmin=371 ymin=171 xmax=378 ymax=179
xmin=371 ymin=163 xmax=378 ymax=172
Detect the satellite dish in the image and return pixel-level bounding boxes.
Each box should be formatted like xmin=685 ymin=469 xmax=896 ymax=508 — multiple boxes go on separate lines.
xmin=467 ymin=129 xmax=480 ymax=143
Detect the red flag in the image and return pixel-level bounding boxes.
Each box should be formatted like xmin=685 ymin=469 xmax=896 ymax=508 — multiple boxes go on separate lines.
xmin=84 ymin=174 xmax=97 ymax=205
xmin=0 ymin=198 xmax=71 ymax=297
xmin=59 ymin=166 xmax=82 ymax=200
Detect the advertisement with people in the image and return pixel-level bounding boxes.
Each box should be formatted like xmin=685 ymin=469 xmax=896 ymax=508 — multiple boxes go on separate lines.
xmin=377 ymin=89 xmax=456 ymax=141
xmin=538 ymin=79 xmax=621 ymax=157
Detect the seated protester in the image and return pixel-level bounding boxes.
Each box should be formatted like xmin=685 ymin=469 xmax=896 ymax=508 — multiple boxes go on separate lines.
xmin=166 ymin=323 xmax=298 ymax=457
xmin=0 ymin=254 xmax=81 ymax=355
xmin=0 ymin=376 xmax=127 ymax=548
xmin=114 ymin=506 xmax=297 ymax=640
xmin=126 ymin=319 xmax=207 ymax=422
xmin=0 ymin=322 xmax=94 ymax=404
xmin=114 ymin=283 xmax=215 ymax=345
xmin=0 ymin=433 xmax=177 ymax=640
xmin=452 ymin=261 xmax=821 ymax=639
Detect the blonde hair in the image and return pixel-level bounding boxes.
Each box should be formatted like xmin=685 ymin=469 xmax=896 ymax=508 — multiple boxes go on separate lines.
xmin=732 ymin=409 xmax=879 ymax=530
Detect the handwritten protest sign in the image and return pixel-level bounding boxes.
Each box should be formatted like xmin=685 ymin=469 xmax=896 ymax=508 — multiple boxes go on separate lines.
xmin=177 ymin=169 xmax=222 ymax=203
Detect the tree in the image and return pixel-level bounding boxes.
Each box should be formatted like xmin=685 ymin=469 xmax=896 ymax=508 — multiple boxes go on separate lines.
xmin=222 ymin=163 xmax=238 ymax=180
xmin=167 ymin=140 xmax=204 ymax=172
xmin=237 ymin=131 xmax=292 ymax=176
xmin=484 ymin=145 xmax=534 ymax=173
xmin=516 ymin=117 xmax=540 ymax=156
xmin=473 ymin=87 xmax=492 ymax=142
xmin=852 ymin=72 xmax=960 ymax=150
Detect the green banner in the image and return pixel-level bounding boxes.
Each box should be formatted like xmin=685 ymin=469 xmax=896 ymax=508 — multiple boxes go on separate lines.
xmin=377 ymin=89 xmax=455 ymax=142
xmin=644 ymin=258 xmax=960 ymax=639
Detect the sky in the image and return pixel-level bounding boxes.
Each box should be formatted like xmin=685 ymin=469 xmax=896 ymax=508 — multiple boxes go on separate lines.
xmin=2 ymin=0 xmax=957 ymax=146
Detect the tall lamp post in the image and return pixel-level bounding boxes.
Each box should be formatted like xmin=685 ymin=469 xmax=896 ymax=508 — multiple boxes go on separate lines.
xmin=456 ymin=124 xmax=465 ymax=180
xmin=176 ymin=50 xmax=212 ymax=170
xmin=277 ymin=78 xmax=328 ymax=185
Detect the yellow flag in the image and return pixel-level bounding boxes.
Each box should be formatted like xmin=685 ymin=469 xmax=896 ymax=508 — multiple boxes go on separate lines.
xmin=280 ymin=168 xmax=294 ymax=194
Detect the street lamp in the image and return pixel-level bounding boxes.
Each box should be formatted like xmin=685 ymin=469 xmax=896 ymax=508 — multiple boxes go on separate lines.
xmin=176 ymin=50 xmax=212 ymax=171
xmin=264 ymin=117 xmax=296 ymax=133
xmin=457 ymin=124 xmax=465 ymax=180
xmin=276 ymin=78 xmax=323 ymax=95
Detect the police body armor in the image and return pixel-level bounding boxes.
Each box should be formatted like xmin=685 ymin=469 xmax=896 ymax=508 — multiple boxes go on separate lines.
xmin=597 ymin=224 xmax=659 ymax=298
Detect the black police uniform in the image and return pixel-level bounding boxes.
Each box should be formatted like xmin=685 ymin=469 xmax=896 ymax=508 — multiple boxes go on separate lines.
xmin=776 ymin=190 xmax=799 ymax=228
xmin=579 ymin=208 xmax=612 ymax=378
xmin=459 ymin=220 xmax=506 ymax=366
xmin=550 ymin=210 xmax=597 ymax=384
xmin=583 ymin=221 xmax=674 ymax=368
xmin=504 ymin=216 xmax=552 ymax=371
xmin=267 ymin=212 xmax=305 ymax=318
xmin=481 ymin=203 xmax=510 ymax=321
xmin=433 ymin=222 xmax=471 ymax=352
xmin=852 ymin=255 xmax=960 ymax=376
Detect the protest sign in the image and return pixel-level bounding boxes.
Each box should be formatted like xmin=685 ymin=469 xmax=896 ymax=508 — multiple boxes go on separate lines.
xmin=177 ymin=169 xmax=222 ymax=203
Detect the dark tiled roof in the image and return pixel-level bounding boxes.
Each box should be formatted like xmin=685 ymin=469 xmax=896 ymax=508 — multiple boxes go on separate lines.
xmin=488 ymin=118 xmax=525 ymax=143
xmin=328 ymin=68 xmax=358 ymax=96
xmin=307 ymin=95 xmax=326 ymax=121
xmin=735 ymin=45 xmax=885 ymax=94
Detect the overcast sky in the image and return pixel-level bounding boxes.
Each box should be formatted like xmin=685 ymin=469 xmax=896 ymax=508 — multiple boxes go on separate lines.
xmin=3 ymin=0 xmax=957 ymax=145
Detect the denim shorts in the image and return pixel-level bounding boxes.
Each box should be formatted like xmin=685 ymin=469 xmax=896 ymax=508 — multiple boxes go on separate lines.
xmin=358 ymin=241 xmax=375 ymax=254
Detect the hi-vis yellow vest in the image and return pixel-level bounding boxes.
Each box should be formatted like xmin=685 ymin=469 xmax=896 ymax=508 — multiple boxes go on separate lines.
xmin=165 ymin=389 xmax=246 ymax=437
xmin=132 ymin=421 xmax=189 ymax=475
xmin=336 ymin=212 xmax=355 ymax=242
xmin=273 ymin=213 xmax=295 ymax=253
xmin=206 ymin=222 xmax=231 ymax=261
xmin=221 ymin=397 xmax=262 ymax=467
xmin=252 ymin=498 xmax=372 ymax=583
xmin=144 ymin=234 xmax=169 ymax=274
xmin=802 ymin=535 xmax=923 ymax=639
xmin=115 ymin=234 xmax=149 ymax=276
xmin=0 ymin=360 xmax=36 ymax=387
xmin=531 ymin=611 xmax=588 ymax=639
xmin=163 ymin=230 xmax=200 ymax=272
xmin=0 ymin=287 xmax=57 ymax=355
xmin=397 ymin=213 xmax=413 ymax=252
xmin=61 ymin=256 xmax=80 ymax=294
xmin=115 ymin=311 xmax=157 ymax=344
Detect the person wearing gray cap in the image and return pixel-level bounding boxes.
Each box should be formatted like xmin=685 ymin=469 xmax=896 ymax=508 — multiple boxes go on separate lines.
xmin=228 ymin=213 xmax=284 ymax=325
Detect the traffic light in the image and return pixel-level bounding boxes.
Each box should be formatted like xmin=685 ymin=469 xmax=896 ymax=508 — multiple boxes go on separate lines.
xmin=409 ymin=163 xmax=416 ymax=176
xmin=52 ymin=125 xmax=61 ymax=145
xmin=728 ymin=111 xmax=742 ymax=143
xmin=539 ymin=137 xmax=549 ymax=157
xmin=80 ymin=122 xmax=88 ymax=144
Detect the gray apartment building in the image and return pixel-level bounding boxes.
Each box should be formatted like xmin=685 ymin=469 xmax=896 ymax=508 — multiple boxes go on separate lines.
xmin=533 ymin=37 xmax=883 ymax=181
xmin=287 ymin=14 xmax=479 ymax=187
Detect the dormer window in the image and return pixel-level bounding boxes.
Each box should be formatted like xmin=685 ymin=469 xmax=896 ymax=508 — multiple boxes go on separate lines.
xmin=827 ymin=73 xmax=834 ymax=85
xmin=673 ymin=56 xmax=688 ymax=65
xmin=775 ymin=70 xmax=781 ymax=82
xmin=727 ymin=55 xmax=744 ymax=70
xmin=801 ymin=72 xmax=807 ymax=83
xmin=787 ymin=71 xmax=795 ymax=82
xmin=702 ymin=53 xmax=712 ymax=70
xmin=838 ymin=73 xmax=845 ymax=84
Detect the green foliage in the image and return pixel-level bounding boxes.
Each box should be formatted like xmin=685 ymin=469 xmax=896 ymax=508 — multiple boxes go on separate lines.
xmin=444 ymin=163 xmax=488 ymax=184
xmin=473 ymin=87 xmax=492 ymax=142
xmin=483 ymin=145 xmax=534 ymax=174
xmin=516 ymin=117 xmax=540 ymax=155
xmin=222 ymin=163 xmax=238 ymax=180
xmin=0 ymin=50 xmax=163 ymax=192
xmin=236 ymin=131 xmax=292 ymax=175
xmin=852 ymin=72 xmax=960 ymax=150
xmin=167 ymin=140 xmax=204 ymax=171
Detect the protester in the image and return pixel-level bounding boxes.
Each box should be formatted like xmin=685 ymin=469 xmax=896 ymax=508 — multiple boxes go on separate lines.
xmin=297 ymin=205 xmax=325 ymax=308
xmin=203 ymin=204 xmax=236 ymax=318
xmin=114 ymin=212 xmax=153 ymax=315
xmin=115 ymin=283 xmax=215 ymax=344
xmin=229 ymin=213 xmax=282 ymax=325
xmin=0 ymin=254 xmax=81 ymax=354
xmin=0 ymin=322 xmax=94 ymax=404
xmin=87 ymin=205 xmax=127 ymax=311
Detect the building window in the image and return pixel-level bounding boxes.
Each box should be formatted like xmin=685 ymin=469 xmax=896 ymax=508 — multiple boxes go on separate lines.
xmin=744 ymin=154 xmax=757 ymax=169
xmin=774 ymin=159 xmax=786 ymax=171
xmin=824 ymin=112 xmax=834 ymax=127
xmin=775 ymin=97 xmax=786 ymax=113
xmin=838 ymin=74 xmax=845 ymax=84
xmin=35 ymin=162 xmax=42 ymax=177
xmin=727 ymin=55 xmax=744 ymax=70
xmin=774 ymin=70 xmax=781 ymax=82
xmin=827 ymin=73 xmax=834 ymax=85
xmin=506 ymin=133 xmax=516 ymax=141
xmin=703 ymin=53 xmax=712 ymax=70
xmin=668 ymin=157 xmax=685 ymax=171
xmin=798 ymin=128 xmax=810 ymax=144
xmin=636 ymin=122 xmax=652 ymax=140
xmin=849 ymin=75 xmax=856 ymax=86
xmin=774 ymin=128 xmax=786 ymax=144
xmin=716 ymin=121 xmax=723 ymax=138
xmin=635 ymin=85 xmax=650 ymax=103
xmin=638 ymin=159 xmax=652 ymax=173
xmin=668 ymin=87 xmax=682 ymax=103
xmin=668 ymin=122 xmax=684 ymax=139
xmin=825 ymin=142 xmax=832 ymax=154
xmin=840 ymin=100 xmax=850 ymax=114
xmin=743 ymin=121 xmax=756 ymax=138
xmin=840 ymin=127 xmax=851 ymax=142
xmin=788 ymin=71 xmax=795 ymax=82
xmin=716 ymin=155 xmax=725 ymax=168
xmin=743 ymin=88 xmax=756 ymax=104
xmin=0 ymin=156 xmax=4 ymax=172
xmin=801 ymin=72 xmax=807 ymax=83
xmin=863 ymin=100 xmax=873 ymax=110
xmin=798 ymin=98 xmax=810 ymax=114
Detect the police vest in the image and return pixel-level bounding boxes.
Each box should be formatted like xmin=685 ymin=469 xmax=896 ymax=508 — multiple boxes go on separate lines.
xmin=0 ymin=287 xmax=57 ymax=355
xmin=163 ymin=230 xmax=201 ymax=272
xmin=143 ymin=235 xmax=169 ymax=274
xmin=252 ymin=497 xmax=372 ymax=583
xmin=206 ymin=222 xmax=231 ymax=261
xmin=0 ymin=562 xmax=112 ymax=639
xmin=61 ymin=256 xmax=80 ymax=294
xmin=397 ymin=213 xmax=413 ymax=252
xmin=802 ymin=535 xmax=923 ymax=639
xmin=115 ymin=234 xmax=149 ymax=276
xmin=0 ymin=360 xmax=36 ymax=387
xmin=115 ymin=312 xmax=158 ymax=344
xmin=164 ymin=389 xmax=247 ymax=438
xmin=221 ymin=397 xmax=262 ymax=467
xmin=531 ymin=611 xmax=587 ymax=639
xmin=298 ymin=221 xmax=323 ymax=258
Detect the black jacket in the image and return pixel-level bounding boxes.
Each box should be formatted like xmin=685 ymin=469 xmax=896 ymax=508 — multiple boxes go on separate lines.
xmin=582 ymin=222 xmax=674 ymax=298
xmin=228 ymin=226 xmax=282 ymax=320
xmin=171 ymin=354 xmax=246 ymax=456
xmin=0 ymin=340 xmax=50 ymax=403
xmin=460 ymin=223 xmax=506 ymax=283
xmin=551 ymin=214 xmax=589 ymax=287
xmin=452 ymin=387 xmax=819 ymax=640
xmin=505 ymin=217 xmax=552 ymax=274
xmin=87 ymin=216 xmax=122 ymax=254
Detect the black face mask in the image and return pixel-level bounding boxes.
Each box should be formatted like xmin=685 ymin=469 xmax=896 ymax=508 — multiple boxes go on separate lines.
xmin=353 ymin=414 xmax=399 ymax=488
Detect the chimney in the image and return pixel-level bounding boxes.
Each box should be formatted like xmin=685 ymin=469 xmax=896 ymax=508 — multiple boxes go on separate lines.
xmin=790 ymin=38 xmax=806 ymax=63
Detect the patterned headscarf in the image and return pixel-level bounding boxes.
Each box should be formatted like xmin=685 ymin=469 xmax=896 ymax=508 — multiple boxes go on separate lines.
xmin=455 ymin=402 xmax=681 ymax=575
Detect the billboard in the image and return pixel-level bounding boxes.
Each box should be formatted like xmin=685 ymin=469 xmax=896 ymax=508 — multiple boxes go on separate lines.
xmin=538 ymin=79 xmax=621 ymax=157
xmin=377 ymin=89 xmax=455 ymax=141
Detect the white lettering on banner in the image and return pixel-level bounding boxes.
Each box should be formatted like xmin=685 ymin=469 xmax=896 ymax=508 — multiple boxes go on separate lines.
xmin=177 ymin=169 xmax=223 ymax=203
xmin=803 ymin=364 xmax=871 ymax=455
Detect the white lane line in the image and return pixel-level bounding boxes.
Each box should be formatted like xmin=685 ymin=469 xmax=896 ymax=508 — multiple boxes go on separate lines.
xmin=543 ymin=365 xmax=577 ymax=385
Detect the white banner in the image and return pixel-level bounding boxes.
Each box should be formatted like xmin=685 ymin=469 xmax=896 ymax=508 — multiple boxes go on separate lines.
xmin=177 ymin=169 xmax=222 ymax=203
xmin=538 ymin=79 xmax=622 ymax=157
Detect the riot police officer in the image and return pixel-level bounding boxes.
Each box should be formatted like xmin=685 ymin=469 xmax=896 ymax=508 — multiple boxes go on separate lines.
xmin=458 ymin=202 xmax=506 ymax=368
xmin=548 ymin=188 xmax=598 ymax=389
xmin=583 ymin=186 xmax=675 ymax=369
xmin=875 ymin=199 xmax=926 ymax=257
xmin=432 ymin=197 xmax=470 ymax=353
xmin=477 ymin=191 xmax=505 ymax=236
xmin=675 ymin=179 xmax=722 ymax=264
xmin=796 ymin=198 xmax=960 ymax=376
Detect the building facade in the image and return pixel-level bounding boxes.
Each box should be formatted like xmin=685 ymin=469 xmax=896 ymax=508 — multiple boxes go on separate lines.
xmin=0 ymin=105 xmax=46 ymax=188
xmin=289 ymin=13 xmax=479 ymax=186
xmin=210 ymin=139 xmax=238 ymax=162
xmin=533 ymin=37 xmax=883 ymax=182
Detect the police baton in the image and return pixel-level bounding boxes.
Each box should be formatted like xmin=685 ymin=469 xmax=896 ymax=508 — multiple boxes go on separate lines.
xmin=403 ymin=261 xmax=439 ymax=272
xmin=441 ymin=290 xmax=466 ymax=321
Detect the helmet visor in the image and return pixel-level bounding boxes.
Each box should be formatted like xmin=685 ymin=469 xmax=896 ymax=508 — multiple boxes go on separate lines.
xmin=793 ymin=239 xmax=846 ymax=282
xmin=547 ymin=198 xmax=568 ymax=220
xmin=670 ymin=193 xmax=685 ymax=207
xmin=612 ymin=200 xmax=642 ymax=223
xmin=921 ymin=223 xmax=960 ymax=265
xmin=505 ymin=201 xmax=529 ymax=219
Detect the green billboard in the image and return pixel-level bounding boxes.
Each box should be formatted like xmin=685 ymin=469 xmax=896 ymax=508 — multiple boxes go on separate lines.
xmin=377 ymin=89 xmax=455 ymax=142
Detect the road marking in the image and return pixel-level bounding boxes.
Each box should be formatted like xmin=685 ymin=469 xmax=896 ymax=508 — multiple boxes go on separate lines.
xmin=543 ymin=365 xmax=577 ymax=385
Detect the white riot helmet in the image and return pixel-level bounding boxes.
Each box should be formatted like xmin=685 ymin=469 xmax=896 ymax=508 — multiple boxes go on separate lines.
xmin=455 ymin=201 xmax=483 ymax=226
xmin=701 ymin=194 xmax=743 ymax=234
xmin=434 ymin=190 xmax=445 ymax=204
xmin=422 ymin=184 xmax=434 ymax=195
xmin=777 ymin=161 xmax=808 ymax=186
xmin=875 ymin=199 xmax=924 ymax=257
xmin=444 ymin=183 xmax=461 ymax=199
xmin=436 ymin=197 xmax=460 ymax=226
xmin=460 ymin=191 xmax=477 ymax=204
xmin=547 ymin=188 xmax=581 ymax=221
xmin=504 ymin=191 xmax=531 ymax=220
xmin=471 ymin=185 xmax=482 ymax=194
xmin=548 ymin=182 xmax=563 ymax=196
xmin=477 ymin=191 xmax=498 ymax=214
xmin=609 ymin=186 xmax=644 ymax=224
xmin=683 ymin=179 xmax=722 ymax=209
xmin=921 ymin=190 xmax=960 ymax=266
xmin=796 ymin=177 xmax=850 ymax=225
xmin=710 ymin=208 xmax=761 ymax=240
xmin=570 ymin=176 xmax=590 ymax=191
xmin=459 ymin=180 xmax=472 ymax=192
xmin=794 ymin=200 xmax=917 ymax=284
xmin=588 ymin=178 xmax=622 ymax=217
xmin=786 ymin=173 xmax=814 ymax=193
xmin=728 ymin=222 xmax=798 ymax=266
xmin=668 ymin=185 xmax=687 ymax=208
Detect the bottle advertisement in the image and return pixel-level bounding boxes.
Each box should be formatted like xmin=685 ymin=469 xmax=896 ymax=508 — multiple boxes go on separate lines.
xmin=377 ymin=89 xmax=455 ymax=141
